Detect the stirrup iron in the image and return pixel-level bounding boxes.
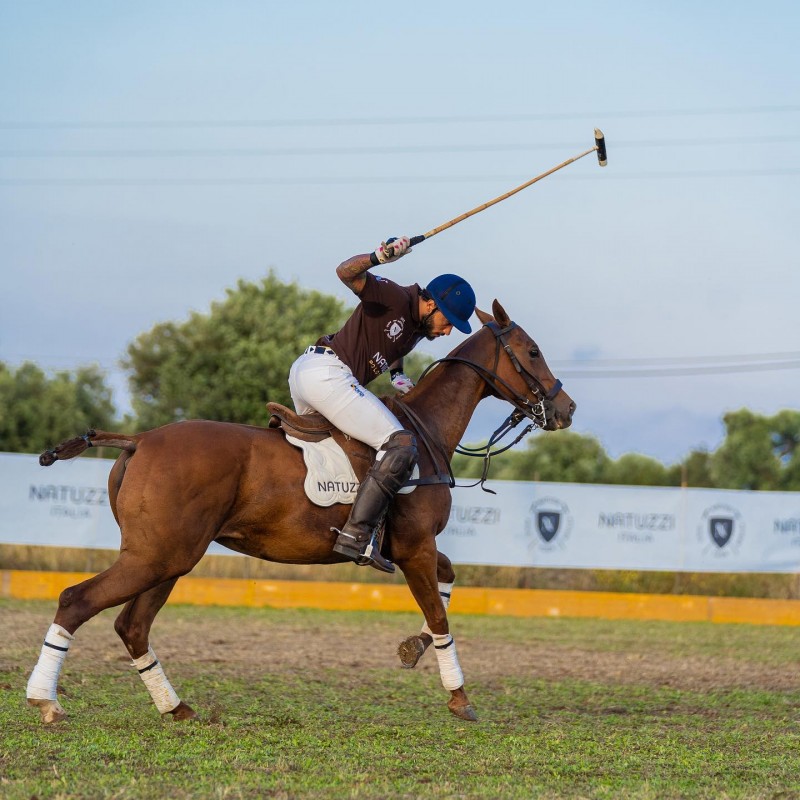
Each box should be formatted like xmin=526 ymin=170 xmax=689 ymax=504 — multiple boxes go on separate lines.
xmin=331 ymin=526 xmax=395 ymax=574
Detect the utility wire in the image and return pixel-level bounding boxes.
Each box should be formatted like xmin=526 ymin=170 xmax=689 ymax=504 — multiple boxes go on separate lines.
xmin=1 ymin=134 xmax=798 ymax=159
xmin=7 ymin=352 xmax=800 ymax=378
xmin=557 ymin=351 xmax=800 ymax=367
xmin=560 ymin=361 xmax=800 ymax=379
xmin=1 ymin=105 xmax=799 ymax=130
xmin=1 ymin=169 xmax=799 ymax=187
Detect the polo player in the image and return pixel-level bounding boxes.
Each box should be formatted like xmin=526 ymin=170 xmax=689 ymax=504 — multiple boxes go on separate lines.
xmin=288 ymin=236 xmax=476 ymax=573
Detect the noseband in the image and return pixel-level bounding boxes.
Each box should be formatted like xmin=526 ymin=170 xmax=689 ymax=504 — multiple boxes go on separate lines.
xmin=409 ymin=320 xmax=565 ymax=492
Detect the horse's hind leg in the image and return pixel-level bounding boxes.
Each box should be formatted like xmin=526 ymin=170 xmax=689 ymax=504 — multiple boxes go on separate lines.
xmin=114 ymin=578 xmax=197 ymax=721
xmin=398 ymin=550 xmax=456 ymax=669
xmin=27 ymin=553 xmax=181 ymax=724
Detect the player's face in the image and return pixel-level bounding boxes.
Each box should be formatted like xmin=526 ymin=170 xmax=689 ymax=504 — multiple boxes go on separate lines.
xmin=423 ymin=308 xmax=454 ymax=340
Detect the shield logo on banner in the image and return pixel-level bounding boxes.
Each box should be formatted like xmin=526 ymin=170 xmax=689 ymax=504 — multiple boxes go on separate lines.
xmin=709 ymin=517 xmax=734 ymax=548
xmin=537 ymin=512 xmax=561 ymax=542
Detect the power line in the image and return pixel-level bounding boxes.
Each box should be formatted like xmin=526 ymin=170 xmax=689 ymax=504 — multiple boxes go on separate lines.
xmin=1 ymin=105 xmax=799 ymax=130
xmin=557 ymin=351 xmax=800 ymax=367
xmin=1 ymin=169 xmax=798 ymax=188
xmin=560 ymin=361 xmax=800 ymax=379
xmin=1 ymin=134 xmax=798 ymax=160
xmin=6 ymin=351 xmax=800 ymax=379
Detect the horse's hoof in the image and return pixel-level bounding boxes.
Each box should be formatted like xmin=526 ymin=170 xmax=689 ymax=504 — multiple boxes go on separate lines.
xmin=28 ymin=697 xmax=67 ymax=724
xmin=447 ymin=699 xmax=478 ymax=722
xmin=167 ymin=701 xmax=198 ymax=721
xmin=397 ymin=635 xmax=426 ymax=669
xmin=167 ymin=701 xmax=198 ymax=722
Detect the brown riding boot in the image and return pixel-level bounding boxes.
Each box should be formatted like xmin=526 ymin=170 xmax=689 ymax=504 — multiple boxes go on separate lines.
xmin=332 ymin=430 xmax=417 ymax=574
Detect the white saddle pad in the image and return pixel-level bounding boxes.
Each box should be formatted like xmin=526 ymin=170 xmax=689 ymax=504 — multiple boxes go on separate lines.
xmin=285 ymin=435 xmax=417 ymax=507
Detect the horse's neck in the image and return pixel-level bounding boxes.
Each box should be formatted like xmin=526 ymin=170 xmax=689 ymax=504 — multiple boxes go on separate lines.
xmin=404 ymin=359 xmax=487 ymax=457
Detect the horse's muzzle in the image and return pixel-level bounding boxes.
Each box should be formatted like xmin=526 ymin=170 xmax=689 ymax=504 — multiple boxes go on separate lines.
xmin=544 ymin=397 xmax=576 ymax=431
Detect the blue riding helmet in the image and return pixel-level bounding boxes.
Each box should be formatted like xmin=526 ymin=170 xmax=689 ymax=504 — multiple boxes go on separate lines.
xmin=425 ymin=274 xmax=476 ymax=334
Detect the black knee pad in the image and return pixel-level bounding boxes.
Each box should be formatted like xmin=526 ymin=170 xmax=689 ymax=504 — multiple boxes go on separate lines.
xmin=370 ymin=430 xmax=418 ymax=492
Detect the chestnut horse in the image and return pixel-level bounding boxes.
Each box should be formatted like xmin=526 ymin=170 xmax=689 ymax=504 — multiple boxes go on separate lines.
xmin=26 ymin=301 xmax=574 ymax=725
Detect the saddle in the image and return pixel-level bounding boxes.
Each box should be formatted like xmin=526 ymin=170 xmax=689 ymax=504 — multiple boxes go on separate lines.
xmin=266 ymin=402 xmax=421 ymax=506
xmin=266 ymin=402 xmax=335 ymax=444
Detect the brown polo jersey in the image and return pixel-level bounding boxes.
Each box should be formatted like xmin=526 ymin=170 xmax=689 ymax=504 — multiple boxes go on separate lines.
xmin=316 ymin=272 xmax=425 ymax=386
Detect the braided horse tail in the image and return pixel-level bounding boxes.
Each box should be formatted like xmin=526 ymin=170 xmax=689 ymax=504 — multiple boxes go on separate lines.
xmin=39 ymin=430 xmax=138 ymax=467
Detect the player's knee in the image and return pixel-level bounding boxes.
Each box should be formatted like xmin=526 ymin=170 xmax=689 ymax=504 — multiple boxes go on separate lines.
xmin=378 ymin=430 xmax=418 ymax=476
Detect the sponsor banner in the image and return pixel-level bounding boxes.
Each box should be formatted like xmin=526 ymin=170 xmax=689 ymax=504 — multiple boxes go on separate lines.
xmin=0 ymin=452 xmax=119 ymax=549
xmin=2 ymin=452 xmax=800 ymax=572
xmin=438 ymin=479 xmax=800 ymax=573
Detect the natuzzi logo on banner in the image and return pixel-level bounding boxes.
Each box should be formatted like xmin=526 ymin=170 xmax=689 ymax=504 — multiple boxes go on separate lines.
xmin=773 ymin=516 xmax=800 ymax=547
xmin=445 ymin=504 xmax=501 ymax=537
xmin=597 ymin=511 xmax=676 ymax=544
xmin=697 ymin=503 xmax=744 ymax=558
xmin=524 ymin=497 xmax=573 ymax=552
xmin=28 ymin=483 xmax=109 ymax=519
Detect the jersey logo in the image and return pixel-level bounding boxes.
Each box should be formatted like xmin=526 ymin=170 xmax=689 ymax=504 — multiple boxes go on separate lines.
xmin=385 ymin=317 xmax=405 ymax=341
xmin=370 ymin=351 xmax=390 ymax=375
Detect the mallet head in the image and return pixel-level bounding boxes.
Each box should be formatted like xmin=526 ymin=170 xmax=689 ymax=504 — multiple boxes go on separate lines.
xmin=594 ymin=128 xmax=607 ymax=166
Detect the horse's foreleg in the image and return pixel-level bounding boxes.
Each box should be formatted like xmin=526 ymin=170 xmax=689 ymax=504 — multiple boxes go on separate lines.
xmin=114 ymin=578 xmax=197 ymax=721
xmin=398 ymin=550 xmax=455 ymax=669
xmin=27 ymin=554 xmax=174 ymax=724
xmin=398 ymin=548 xmax=476 ymax=722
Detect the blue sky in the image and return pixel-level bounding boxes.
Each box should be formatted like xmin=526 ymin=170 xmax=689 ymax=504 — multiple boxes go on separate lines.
xmin=1 ymin=1 xmax=798 ymax=463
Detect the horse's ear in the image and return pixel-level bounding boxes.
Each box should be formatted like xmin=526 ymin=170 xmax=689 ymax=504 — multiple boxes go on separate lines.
xmin=475 ymin=306 xmax=494 ymax=325
xmin=491 ymin=300 xmax=511 ymax=327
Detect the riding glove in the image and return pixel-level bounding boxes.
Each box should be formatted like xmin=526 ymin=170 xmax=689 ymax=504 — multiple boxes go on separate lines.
xmin=373 ymin=236 xmax=411 ymax=264
xmin=390 ymin=371 xmax=415 ymax=394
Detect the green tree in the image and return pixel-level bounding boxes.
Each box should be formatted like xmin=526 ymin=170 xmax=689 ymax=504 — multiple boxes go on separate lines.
xmin=453 ymin=430 xmax=611 ymax=483
xmin=0 ymin=361 xmax=116 ymax=455
xmin=710 ymin=409 xmax=782 ymax=490
xmin=123 ymin=272 xmax=349 ymax=430
xmin=604 ymin=452 xmax=672 ymax=486
xmin=667 ymin=449 xmax=715 ymax=488
xmin=771 ymin=409 xmax=800 ymax=490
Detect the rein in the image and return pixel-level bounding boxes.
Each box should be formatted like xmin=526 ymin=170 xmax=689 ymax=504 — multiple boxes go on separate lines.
xmin=399 ymin=320 xmax=564 ymax=494
xmin=389 ymin=400 xmax=456 ymax=489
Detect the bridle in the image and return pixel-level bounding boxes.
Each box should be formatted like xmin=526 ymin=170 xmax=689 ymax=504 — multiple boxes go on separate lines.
xmin=418 ymin=320 xmax=563 ymax=427
xmin=400 ymin=320 xmax=564 ymax=493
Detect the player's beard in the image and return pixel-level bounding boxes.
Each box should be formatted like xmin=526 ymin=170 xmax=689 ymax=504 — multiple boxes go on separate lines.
xmin=421 ymin=312 xmax=439 ymax=340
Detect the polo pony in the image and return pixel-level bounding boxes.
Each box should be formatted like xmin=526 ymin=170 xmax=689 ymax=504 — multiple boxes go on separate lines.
xmin=27 ymin=300 xmax=575 ymax=724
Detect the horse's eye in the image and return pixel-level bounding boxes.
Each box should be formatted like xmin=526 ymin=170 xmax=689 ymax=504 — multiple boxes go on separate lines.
xmin=529 ymin=347 xmax=539 ymax=358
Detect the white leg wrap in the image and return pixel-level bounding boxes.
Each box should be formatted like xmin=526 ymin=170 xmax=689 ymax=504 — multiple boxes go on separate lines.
xmin=421 ymin=581 xmax=454 ymax=636
xmin=432 ymin=633 xmax=464 ymax=691
xmin=133 ymin=645 xmax=180 ymax=714
xmin=27 ymin=624 xmax=73 ymax=701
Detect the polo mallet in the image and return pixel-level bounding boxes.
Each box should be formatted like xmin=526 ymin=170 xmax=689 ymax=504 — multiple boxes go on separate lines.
xmin=406 ymin=129 xmax=607 ymax=247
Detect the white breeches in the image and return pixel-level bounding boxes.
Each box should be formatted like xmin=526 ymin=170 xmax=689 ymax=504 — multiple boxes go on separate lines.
xmin=289 ymin=350 xmax=403 ymax=451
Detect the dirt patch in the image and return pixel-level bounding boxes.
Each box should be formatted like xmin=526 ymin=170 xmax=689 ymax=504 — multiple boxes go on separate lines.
xmin=2 ymin=601 xmax=797 ymax=693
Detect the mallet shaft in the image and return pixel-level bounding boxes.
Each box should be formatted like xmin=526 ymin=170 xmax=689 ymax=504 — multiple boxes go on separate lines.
xmin=409 ymin=133 xmax=606 ymax=247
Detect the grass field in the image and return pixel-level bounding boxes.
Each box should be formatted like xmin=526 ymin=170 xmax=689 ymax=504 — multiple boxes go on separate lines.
xmin=2 ymin=598 xmax=800 ymax=799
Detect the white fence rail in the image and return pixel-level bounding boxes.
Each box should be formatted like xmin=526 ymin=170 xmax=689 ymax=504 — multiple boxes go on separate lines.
xmin=3 ymin=452 xmax=800 ymax=573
